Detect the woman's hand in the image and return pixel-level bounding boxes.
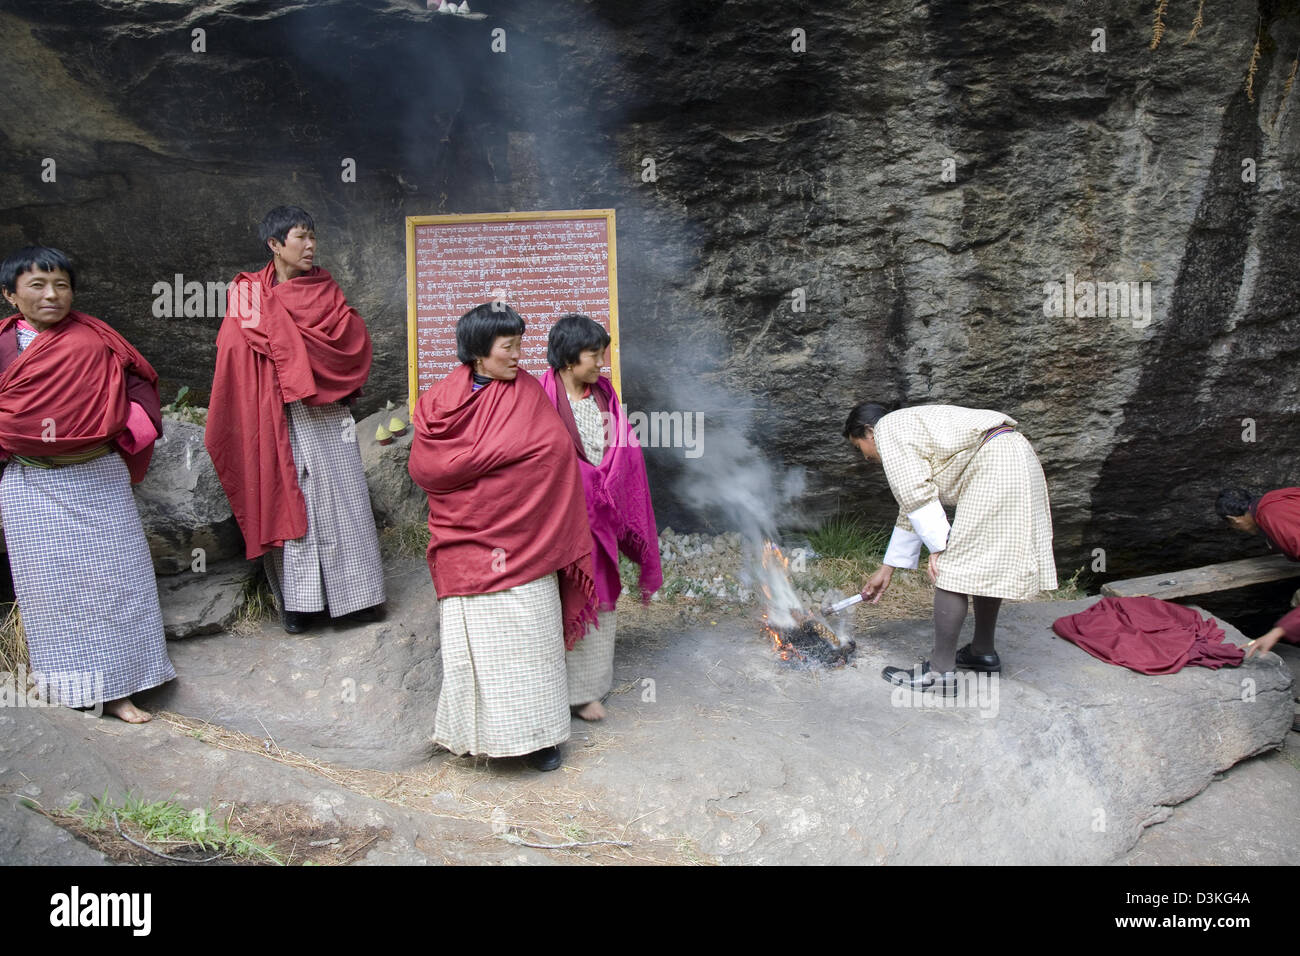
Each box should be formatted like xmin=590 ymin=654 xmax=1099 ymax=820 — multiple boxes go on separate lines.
xmin=927 ymin=551 xmax=942 ymax=584
xmin=861 ymin=565 xmax=894 ymax=604
xmin=1245 ymin=626 xmax=1286 ymax=659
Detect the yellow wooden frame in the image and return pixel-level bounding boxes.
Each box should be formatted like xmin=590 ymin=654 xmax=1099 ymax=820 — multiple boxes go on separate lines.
xmin=405 ymin=208 xmax=620 ymax=411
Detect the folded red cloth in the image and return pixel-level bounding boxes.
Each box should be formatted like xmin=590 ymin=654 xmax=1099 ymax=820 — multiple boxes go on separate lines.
xmin=1052 ymin=596 xmax=1244 ymax=674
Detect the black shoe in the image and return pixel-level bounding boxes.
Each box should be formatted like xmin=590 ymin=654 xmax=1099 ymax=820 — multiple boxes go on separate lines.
xmin=343 ymin=604 xmax=386 ymax=624
xmin=882 ymin=660 xmax=957 ymax=698
xmin=282 ymin=610 xmax=311 ymax=634
xmin=955 ymin=643 xmax=1001 ymax=673
xmin=527 ymin=746 xmax=562 ymax=772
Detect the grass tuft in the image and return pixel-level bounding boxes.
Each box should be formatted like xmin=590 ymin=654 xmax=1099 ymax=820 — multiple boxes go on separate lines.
xmin=232 ymin=571 xmax=276 ymax=635
xmin=0 ymin=602 xmax=28 ymax=673
xmin=380 ymin=521 xmax=431 ymax=560
xmin=66 ymin=791 xmax=283 ymax=864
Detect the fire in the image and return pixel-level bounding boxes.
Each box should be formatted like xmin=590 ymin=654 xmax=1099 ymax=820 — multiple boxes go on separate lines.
xmin=759 ymin=540 xmax=808 ymax=663
xmin=757 ymin=539 xmax=857 ymax=668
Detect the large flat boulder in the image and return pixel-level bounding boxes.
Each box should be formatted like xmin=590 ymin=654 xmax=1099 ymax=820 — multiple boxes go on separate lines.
xmin=138 ymin=557 xmax=441 ymax=771
xmin=0 ymin=704 xmax=552 ymax=865
xmin=156 ymin=559 xmax=256 ymax=639
xmin=571 ymin=596 xmax=1293 ymax=864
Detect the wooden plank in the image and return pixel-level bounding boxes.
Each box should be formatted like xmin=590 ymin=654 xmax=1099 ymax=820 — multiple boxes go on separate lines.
xmin=1101 ymin=554 xmax=1300 ymax=600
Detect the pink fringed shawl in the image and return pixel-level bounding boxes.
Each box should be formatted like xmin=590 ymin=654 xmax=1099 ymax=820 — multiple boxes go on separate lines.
xmin=541 ymin=370 xmax=662 ymax=610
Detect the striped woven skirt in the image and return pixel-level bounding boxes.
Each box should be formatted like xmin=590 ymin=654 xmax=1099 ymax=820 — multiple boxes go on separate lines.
xmin=265 ymin=400 xmax=386 ymax=616
xmin=0 ymin=453 xmax=175 ymax=707
xmin=566 ymin=609 xmax=616 ymax=705
xmin=936 ymin=432 xmax=1058 ymax=601
xmin=434 ymin=573 xmax=570 ymax=758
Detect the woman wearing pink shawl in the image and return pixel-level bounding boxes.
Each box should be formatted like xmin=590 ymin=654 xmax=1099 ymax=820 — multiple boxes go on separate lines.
xmin=543 ymin=314 xmax=662 ymax=720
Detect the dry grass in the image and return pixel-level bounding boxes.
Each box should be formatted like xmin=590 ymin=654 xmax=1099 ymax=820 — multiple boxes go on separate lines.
xmin=1246 ymin=32 xmax=1262 ymax=103
xmin=1184 ymin=0 xmax=1205 ymax=44
xmin=0 ymin=603 xmax=28 ymax=674
xmin=232 ymin=570 xmax=276 ymax=636
xmin=156 ymin=712 xmax=707 ymax=865
xmin=1150 ymin=0 xmax=1168 ymax=50
xmin=380 ymin=521 xmax=430 ymax=560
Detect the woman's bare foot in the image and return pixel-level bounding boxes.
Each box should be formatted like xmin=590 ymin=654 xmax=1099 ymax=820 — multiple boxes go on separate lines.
xmin=102 ymin=697 xmax=152 ymax=723
xmin=573 ymin=700 xmax=606 ymax=721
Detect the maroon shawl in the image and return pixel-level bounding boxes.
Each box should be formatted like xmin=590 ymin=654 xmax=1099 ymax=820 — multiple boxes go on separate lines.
xmin=540 ymin=370 xmax=662 ymax=610
xmin=0 ymin=311 xmax=160 ymax=483
xmin=205 ymin=262 xmax=372 ymax=558
xmin=408 ymin=366 xmax=597 ymax=647
xmin=1052 ymin=597 xmax=1244 ymax=675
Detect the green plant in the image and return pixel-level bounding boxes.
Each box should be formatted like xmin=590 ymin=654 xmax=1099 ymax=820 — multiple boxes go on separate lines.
xmin=160 ymin=385 xmax=208 ymax=425
xmin=1054 ymin=566 xmax=1089 ymax=600
xmin=68 ymin=791 xmax=282 ymax=864
xmin=807 ymin=514 xmax=891 ymax=565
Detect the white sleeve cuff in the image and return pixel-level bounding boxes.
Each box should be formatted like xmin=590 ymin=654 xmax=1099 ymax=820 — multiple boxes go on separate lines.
xmin=907 ymin=500 xmax=951 ymax=553
xmin=884 ymin=526 xmax=922 ymax=569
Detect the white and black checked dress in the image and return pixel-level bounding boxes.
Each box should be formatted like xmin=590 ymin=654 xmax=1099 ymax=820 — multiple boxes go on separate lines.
xmin=0 ymin=326 xmax=175 ymax=706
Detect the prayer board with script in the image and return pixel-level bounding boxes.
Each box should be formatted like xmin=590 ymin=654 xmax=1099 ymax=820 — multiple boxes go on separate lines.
xmin=405 ymin=209 xmax=621 ymax=409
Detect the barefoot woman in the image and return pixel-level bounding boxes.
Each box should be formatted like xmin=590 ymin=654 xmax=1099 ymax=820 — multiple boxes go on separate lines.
xmin=0 ymin=247 xmax=175 ymax=722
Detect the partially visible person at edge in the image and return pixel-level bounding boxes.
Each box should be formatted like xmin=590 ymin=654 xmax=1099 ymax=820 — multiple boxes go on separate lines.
xmin=0 ymin=246 xmax=174 ymax=722
xmin=542 ymin=314 xmax=662 ymax=721
xmin=205 ymin=206 xmax=385 ymax=633
xmin=408 ymin=303 xmax=597 ymax=772
xmin=1217 ymin=486 xmax=1300 ymax=660
xmin=845 ymin=402 xmax=1058 ymax=696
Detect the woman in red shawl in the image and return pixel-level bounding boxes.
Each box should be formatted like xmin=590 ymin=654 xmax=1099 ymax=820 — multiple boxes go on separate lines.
xmin=205 ymin=206 xmax=385 ymax=633
xmin=0 ymin=246 xmax=174 ymax=722
xmin=542 ymin=314 xmax=662 ymax=721
xmin=408 ymin=303 xmax=597 ymax=772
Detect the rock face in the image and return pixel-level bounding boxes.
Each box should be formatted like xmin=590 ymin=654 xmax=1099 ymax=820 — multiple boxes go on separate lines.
xmin=357 ymin=404 xmax=426 ymax=530
xmin=139 ymin=557 xmax=441 ymax=771
xmin=133 ymin=418 xmax=244 ymax=574
xmin=1 ymin=0 xmax=1297 ymax=583
xmin=156 ymin=559 xmax=254 ymax=639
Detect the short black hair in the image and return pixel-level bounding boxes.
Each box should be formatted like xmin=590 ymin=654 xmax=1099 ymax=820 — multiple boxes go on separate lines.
xmin=456 ymin=301 xmax=526 ymax=364
xmin=0 ymin=246 xmax=76 ymax=295
xmin=1215 ymin=488 xmax=1256 ymax=519
xmin=547 ymin=313 xmax=610 ymax=370
xmin=258 ymin=205 xmax=316 ymax=247
xmin=842 ymin=402 xmax=890 ymax=440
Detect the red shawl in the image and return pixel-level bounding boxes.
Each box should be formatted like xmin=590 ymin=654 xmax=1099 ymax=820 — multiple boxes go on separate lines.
xmin=205 ymin=262 xmax=372 ymax=559
xmin=0 ymin=311 xmax=160 ymax=483
xmin=540 ymin=369 xmax=662 ymax=610
xmin=1052 ymin=597 xmax=1244 ymax=675
xmin=408 ymin=366 xmax=597 ymax=648
xmin=1254 ymin=488 xmax=1300 ymax=560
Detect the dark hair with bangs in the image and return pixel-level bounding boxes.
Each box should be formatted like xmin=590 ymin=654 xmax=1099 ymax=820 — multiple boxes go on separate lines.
xmin=258 ymin=205 xmax=316 ymax=248
xmin=0 ymin=246 xmax=76 ymax=295
xmin=456 ymin=301 xmax=526 ymax=364
xmin=546 ymin=313 xmax=610 ymax=370
xmin=842 ymin=402 xmax=890 ymax=440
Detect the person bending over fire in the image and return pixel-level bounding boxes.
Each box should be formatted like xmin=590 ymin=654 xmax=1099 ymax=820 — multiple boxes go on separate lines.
xmin=844 ymin=403 xmax=1058 ymax=696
